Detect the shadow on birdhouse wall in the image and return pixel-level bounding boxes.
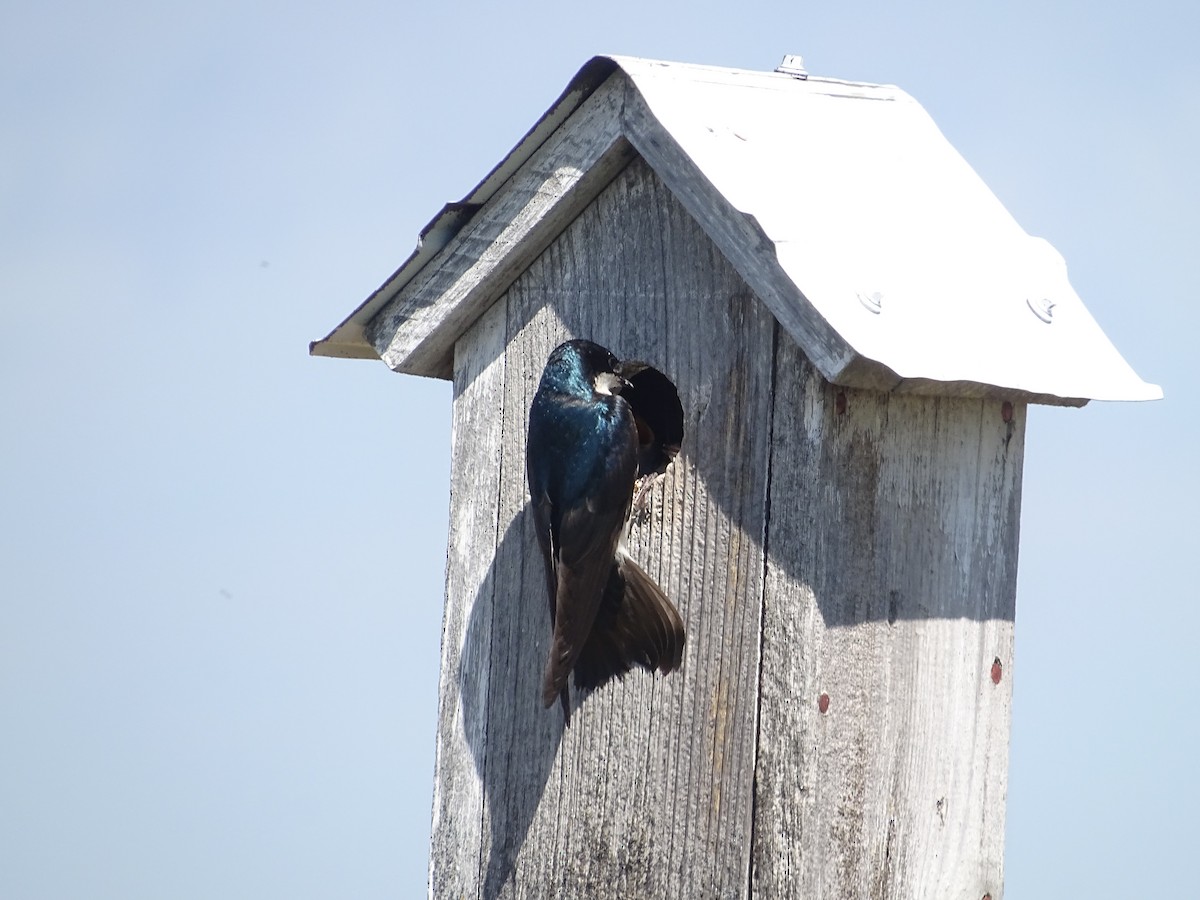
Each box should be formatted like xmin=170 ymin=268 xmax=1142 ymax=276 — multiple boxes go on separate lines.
xmin=439 ymin=155 xmax=1025 ymax=897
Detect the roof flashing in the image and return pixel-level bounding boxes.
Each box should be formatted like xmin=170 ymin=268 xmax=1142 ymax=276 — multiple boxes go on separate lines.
xmin=312 ymin=54 xmax=1161 ymax=405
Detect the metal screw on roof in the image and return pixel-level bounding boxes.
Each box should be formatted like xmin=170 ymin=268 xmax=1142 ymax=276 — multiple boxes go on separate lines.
xmin=776 ymin=55 xmax=808 ymax=79
xmin=1026 ymin=297 xmax=1056 ymax=323
xmin=858 ymin=291 xmax=883 ymax=314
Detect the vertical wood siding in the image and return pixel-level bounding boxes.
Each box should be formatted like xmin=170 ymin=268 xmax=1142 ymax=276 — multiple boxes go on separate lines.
xmin=751 ymin=337 xmax=1021 ymax=899
xmin=429 ymin=155 xmax=1022 ymax=899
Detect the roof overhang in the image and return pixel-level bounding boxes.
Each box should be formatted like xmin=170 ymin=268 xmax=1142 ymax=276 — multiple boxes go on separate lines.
xmin=308 ymin=57 xmax=622 ymax=364
xmin=312 ymin=55 xmax=1161 ymax=405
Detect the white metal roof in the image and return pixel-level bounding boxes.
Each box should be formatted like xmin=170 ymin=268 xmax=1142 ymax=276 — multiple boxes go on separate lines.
xmin=313 ymin=55 xmax=1160 ymax=404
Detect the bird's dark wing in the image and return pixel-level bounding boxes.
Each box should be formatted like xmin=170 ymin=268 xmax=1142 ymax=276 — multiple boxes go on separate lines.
xmin=540 ymin=417 xmax=637 ymax=711
xmin=529 ymin=455 xmax=572 ymax=720
xmin=529 ymin=489 xmax=557 ymax=624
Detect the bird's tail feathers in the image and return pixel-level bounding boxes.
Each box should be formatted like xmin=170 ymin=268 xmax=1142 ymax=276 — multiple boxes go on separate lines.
xmin=571 ymin=551 xmax=685 ymax=693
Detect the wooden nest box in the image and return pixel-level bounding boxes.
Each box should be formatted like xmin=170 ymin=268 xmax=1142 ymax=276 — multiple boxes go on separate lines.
xmin=313 ymin=55 xmax=1159 ymax=899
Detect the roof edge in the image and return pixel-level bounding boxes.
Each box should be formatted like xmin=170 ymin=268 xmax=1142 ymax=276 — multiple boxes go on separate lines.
xmin=309 ymin=56 xmax=622 ymax=361
xmin=312 ymin=53 xmax=1160 ymax=406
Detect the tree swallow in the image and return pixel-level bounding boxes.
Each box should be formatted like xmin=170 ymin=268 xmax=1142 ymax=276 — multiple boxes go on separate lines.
xmin=526 ymin=339 xmax=686 ymax=724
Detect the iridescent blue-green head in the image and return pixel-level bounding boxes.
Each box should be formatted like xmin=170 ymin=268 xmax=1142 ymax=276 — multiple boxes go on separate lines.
xmin=537 ymin=339 xmax=627 ymax=399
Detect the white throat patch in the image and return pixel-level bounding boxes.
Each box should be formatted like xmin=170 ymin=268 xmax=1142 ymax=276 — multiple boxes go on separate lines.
xmin=593 ymin=372 xmax=625 ymax=396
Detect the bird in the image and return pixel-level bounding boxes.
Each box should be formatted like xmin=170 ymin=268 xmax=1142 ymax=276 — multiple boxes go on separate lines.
xmin=526 ymin=338 xmax=686 ymax=724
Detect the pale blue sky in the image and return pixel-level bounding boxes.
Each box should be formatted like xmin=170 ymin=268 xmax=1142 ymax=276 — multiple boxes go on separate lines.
xmin=2 ymin=2 xmax=1194 ymax=897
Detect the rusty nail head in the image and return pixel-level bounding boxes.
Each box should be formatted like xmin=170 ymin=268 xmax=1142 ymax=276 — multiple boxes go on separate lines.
xmin=818 ymin=693 xmax=830 ymax=714
xmin=990 ymin=658 xmax=1003 ymax=685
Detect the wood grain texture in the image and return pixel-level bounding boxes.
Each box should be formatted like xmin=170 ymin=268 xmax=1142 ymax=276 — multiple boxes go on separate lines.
xmin=429 ymin=155 xmax=1023 ymax=899
xmin=432 ymin=156 xmax=777 ymax=899
xmin=427 ymin=297 xmax=508 ymax=897
xmin=751 ymin=336 xmax=1022 ymax=899
xmin=367 ymin=76 xmax=636 ymax=380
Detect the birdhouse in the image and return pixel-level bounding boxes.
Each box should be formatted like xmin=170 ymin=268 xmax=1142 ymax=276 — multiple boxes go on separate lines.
xmin=312 ymin=55 xmax=1160 ymax=899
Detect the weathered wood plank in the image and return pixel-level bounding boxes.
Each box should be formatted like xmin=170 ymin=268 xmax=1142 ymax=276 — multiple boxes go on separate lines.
xmin=427 ymin=297 xmax=508 ymax=898
xmin=430 ymin=146 xmax=1024 ymax=900
xmin=751 ymin=337 xmax=1022 ymax=899
xmin=368 ymin=76 xmax=636 ymax=380
xmin=433 ymin=155 xmax=776 ymax=899
xmin=469 ymin=296 xmax=566 ymax=899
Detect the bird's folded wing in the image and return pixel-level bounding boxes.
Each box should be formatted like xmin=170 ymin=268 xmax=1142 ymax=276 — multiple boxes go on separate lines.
xmin=540 ymin=497 xmax=626 ymax=708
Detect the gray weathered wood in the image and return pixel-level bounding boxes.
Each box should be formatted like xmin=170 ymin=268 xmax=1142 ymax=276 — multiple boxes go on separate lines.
xmin=367 ymin=76 xmax=636 ymax=380
xmin=427 ymin=152 xmax=1024 ymax=898
xmin=421 ymin=156 xmax=1029 ymax=900
xmin=432 ymin=156 xmax=777 ymax=898
xmin=751 ymin=338 xmax=1021 ymax=898
xmin=427 ymin=296 xmax=508 ymax=897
